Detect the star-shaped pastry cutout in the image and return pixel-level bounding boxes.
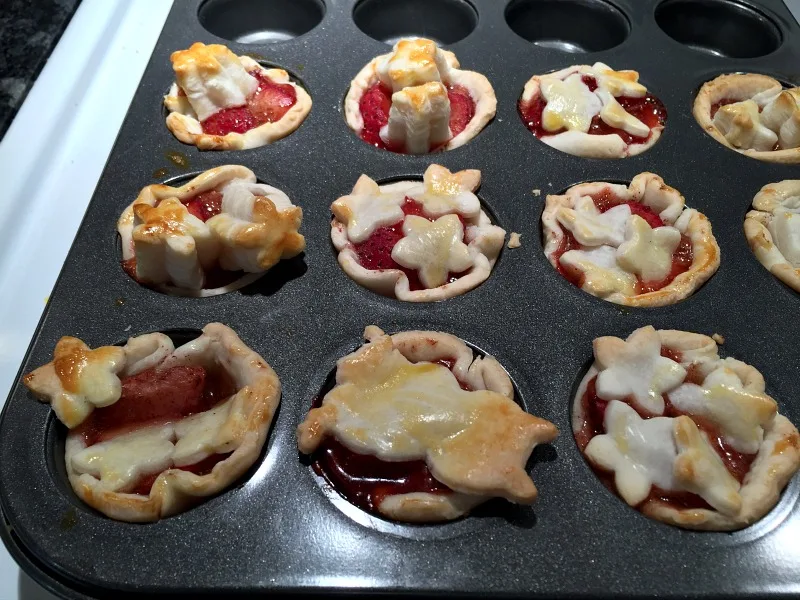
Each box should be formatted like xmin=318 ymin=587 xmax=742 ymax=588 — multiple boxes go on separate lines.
xmin=540 ymin=73 xmax=601 ymax=133
xmin=668 ymin=366 xmax=777 ymax=454
xmin=556 ymin=196 xmax=630 ymax=247
xmin=331 ymin=175 xmax=404 ymax=243
xmin=23 ymin=337 xmax=126 ymax=428
xmin=560 ymin=246 xmax=636 ymax=297
xmin=584 ymin=400 xmax=678 ymax=506
xmin=594 ymin=325 xmax=687 ymax=415
xmin=616 ymin=215 xmax=681 ymax=282
xmin=392 ymin=215 xmax=472 ymax=288
xmin=415 ymin=164 xmax=481 ymax=219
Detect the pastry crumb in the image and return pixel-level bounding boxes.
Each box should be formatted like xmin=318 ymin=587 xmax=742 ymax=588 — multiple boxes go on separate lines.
xmin=532 ymin=189 xmax=541 ymax=197
xmin=124 ymin=325 xmax=132 ymax=332
xmin=508 ymin=233 xmax=522 ymax=249
xmin=712 ymin=333 xmax=725 ymax=345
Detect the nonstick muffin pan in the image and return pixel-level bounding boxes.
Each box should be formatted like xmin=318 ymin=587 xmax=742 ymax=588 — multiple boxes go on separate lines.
xmin=2 ymin=0 xmax=800 ymax=597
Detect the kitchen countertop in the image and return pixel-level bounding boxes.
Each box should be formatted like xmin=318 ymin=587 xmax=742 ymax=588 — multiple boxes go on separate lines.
xmin=0 ymin=0 xmax=81 ymax=137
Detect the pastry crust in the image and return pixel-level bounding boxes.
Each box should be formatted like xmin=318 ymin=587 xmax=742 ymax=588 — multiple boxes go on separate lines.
xmin=744 ymin=180 xmax=800 ymax=292
xmin=331 ymin=165 xmax=505 ymax=302
xmin=27 ymin=323 xmax=280 ymax=522
xmin=542 ymin=172 xmax=720 ymax=307
xmin=693 ymin=73 xmax=800 ymax=164
xmin=298 ymin=326 xmax=558 ymax=523
xmin=572 ymin=328 xmax=800 ymax=531
xmin=164 ymin=54 xmax=311 ymax=151
xmin=118 ymin=165 xmax=305 ymax=297
xmin=520 ymin=64 xmax=664 ymax=159
xmin=344 ymin=39 xmax=496 ymax=152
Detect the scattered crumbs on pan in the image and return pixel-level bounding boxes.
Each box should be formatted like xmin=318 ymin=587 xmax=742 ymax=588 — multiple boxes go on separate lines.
xmin=153 ymin=167 xmax=169 ymax=179
xmin=115 ymin=298 xmax=125 ymax=306
xmin=712 ymin=333 xmax=725 ymax=345
xmin=124 ymin=325 xmax=132 ymax=332
xmin=547 ymin=182 xmax=553 ymax=187
xmin=165 ymin=150 xmax=189 ymax=169
xmin=532 ymin=189 xmax=541 ymax=197
xmin=508 ymin=233 xmax=522 ymax=248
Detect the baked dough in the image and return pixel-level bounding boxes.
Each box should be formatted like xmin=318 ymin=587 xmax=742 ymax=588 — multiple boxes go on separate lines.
xmin=331 ymin=164 xmax=505 ymax=301
xmin=118 ymin=165 xmax=305 ymax=297
xmin=298 ymin=326 xmax=558 ymax=522
xmin=693 ymin=73 xmax=800 ymax=163
xmin=23 ymin=323 xmax=280 ymax=522
xmin=744 ymin=179 xmax=800 ymax=291
xmin=520 ymin=63 xmax=665 ymax=158
xmin=344 ymin=38 xmax=496 ymax=153
xmin=164 ymin=43 xmax=312 ymax=151
xmin=572 ymin=326 xmax=800 ymax=531
xmin=542 ymin=172 xmax=719 ymax=307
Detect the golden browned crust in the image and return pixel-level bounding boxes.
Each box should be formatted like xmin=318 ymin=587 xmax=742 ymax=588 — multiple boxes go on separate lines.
xmin=744 ymin=180 xmax=800 ymax=292
xmin=693 ymin=73 xmax=800 ymax=164
xmin=542 ymin=173 xmax=720 ymax=306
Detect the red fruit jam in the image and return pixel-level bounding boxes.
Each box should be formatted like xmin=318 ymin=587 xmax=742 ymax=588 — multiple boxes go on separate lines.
xmin=77 ymin=364 xmax=238 ymax=496
xmin=184 ymin=190 xmax=223 ymax=222
xmin=574 ymin=347 xmax=757 ymax=511
xmin=519 ymin=75 xmax=667 ymax=146
xmin=200 ymin=70 xmax=297 ymax=136
xmin=312 ymin=358 xmax=474 ymax=516
xmin=357 ymin=82 xmax=477 ymax=152
xmin=352 ymin=197 xmax=470 ymax=292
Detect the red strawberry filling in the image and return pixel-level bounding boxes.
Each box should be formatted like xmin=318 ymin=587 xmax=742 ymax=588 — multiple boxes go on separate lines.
xmin=574 ymin=347 xmax=757 ymax=512
xmin=199 ymin=70 xmax=297 ymax=136
xmin=357 ymin=82 xmax=477 ymax=152
xmin=352 ymin=197 xmax=470 ymax=292
xmin=76 ymin=364 xmax=238 ymax=496
xmin=312 ymin=356 xmax=471 ymax=517
xmin=550 ymin=190 xmax=693 ymax=294
xmin=519 ymin=75 xmax=667 ymax=146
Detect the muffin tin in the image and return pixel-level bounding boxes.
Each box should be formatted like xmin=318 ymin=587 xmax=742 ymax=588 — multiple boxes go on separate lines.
xmin=2 ymin=0 xmax=800 ymax=597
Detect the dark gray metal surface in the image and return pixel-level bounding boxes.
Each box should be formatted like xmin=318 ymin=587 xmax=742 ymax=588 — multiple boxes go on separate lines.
xmin=2 ymin=0 xmax=800 ymax=597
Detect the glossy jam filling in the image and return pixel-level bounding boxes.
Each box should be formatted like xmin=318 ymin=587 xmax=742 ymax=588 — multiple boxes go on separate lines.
xmin=77 ymin=364 xmax=237 ymax=495
xmin=199 ymin=70 xmax=297 ymax=136
xmin=575 ymin=347 xmax=757 ymax=511
xmin=550 ymin=190 xmax=694 ymax=294
xmin=311 ymin=356 xmax=472 ymax=517
xmin=519 ymin=75 xmax=667 ymax=145
xmin=122 ymin=189 xmax=240 ymax=289
xmin=352 ymin=197 xmax=470 ymax=292
xmin=357 ymin=82 xmax=476 ymax=152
